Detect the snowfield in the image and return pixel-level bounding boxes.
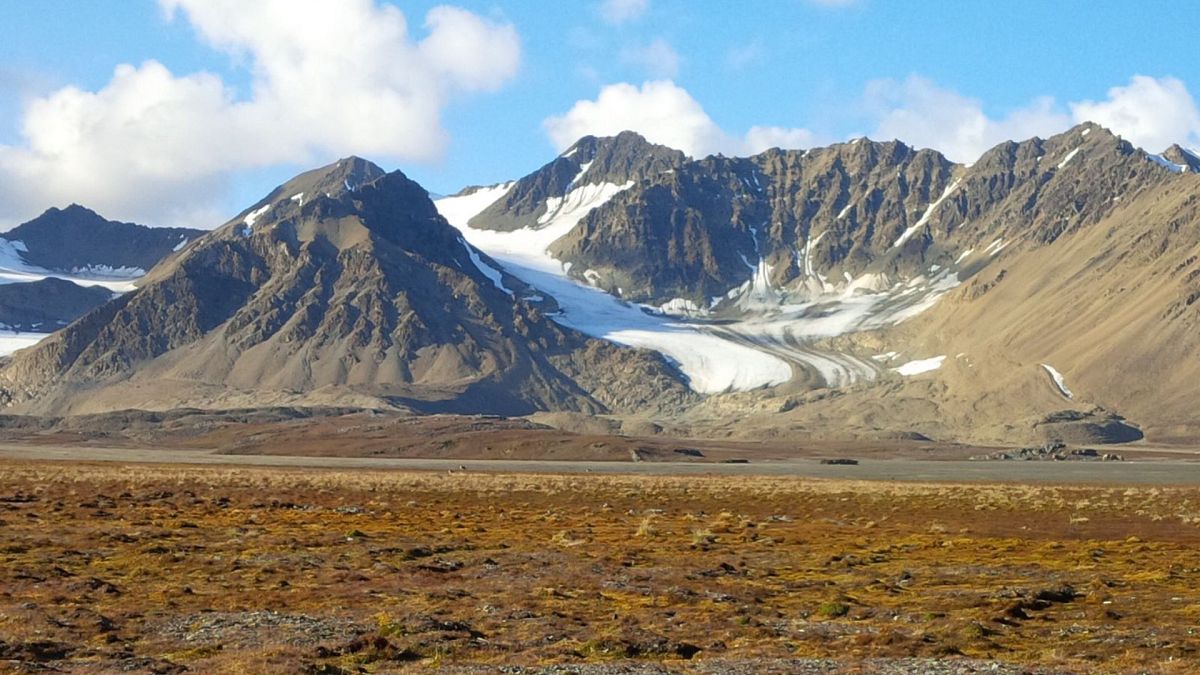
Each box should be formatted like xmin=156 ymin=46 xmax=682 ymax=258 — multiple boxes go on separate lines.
xmin=0 ymin=330 xmax=51 ymax=357
xmin=0 ymin=238 xmax=151 ymax=354
xmin=0 ymin=239 xmax=142 ymax=292
xmin=436 ymin=175 xmax=964 ymax=394
xmin=438 ymin=180 xmax=792 ymax=393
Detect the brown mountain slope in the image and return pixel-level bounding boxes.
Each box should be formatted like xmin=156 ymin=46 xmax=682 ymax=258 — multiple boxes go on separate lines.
xmin=678 ymin=169 xmax=1200 ymax=445
xmin=0 ymin=159 xmax=693 ymax=416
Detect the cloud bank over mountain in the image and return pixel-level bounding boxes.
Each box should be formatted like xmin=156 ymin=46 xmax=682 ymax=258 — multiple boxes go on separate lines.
xmin=0 ymin=0 xmax=520 ymax=227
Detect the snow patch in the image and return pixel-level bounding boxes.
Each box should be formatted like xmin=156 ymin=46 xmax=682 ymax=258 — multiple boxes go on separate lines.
xmin=894 ymin=179 xmax=961 ymax=248
xmin=290 ymin=192 xmax=305 ymax=205
xmin=459 ymin=238 xmax=513 ymax=297
xmin=984 ymin=238 xmax=1007 ymax=256
xmin=894 ymin=355 xmax=946 ymax=376
xmin=1041 ymin=363 xmax=1074 ymax=399
xmin=1147 ymin=154 xmax=1187 ymax=174
xmin=1056 ymin=148 xmax=1080 ymax=170
xmin=652 ymin=298 xmax=706 ymax=317
xmin=954 ymin=249 xmax=974 ymax=265
xmin=173 ymin=238 xmax=189 ymax=252
xmin=9 ymin=240 xmax=27 ymax=253
xmin=0 ymin=238 xmax=143 ymax=293
xmin=435 ymin=183 xmax=515 ymax=230
xmin=243 ymin=203 xmax=272 ymax=227
xmin=570 ymin=161 xmax=594 ymax=188
xmin=0 ymin=330 xmax=49 ymax=357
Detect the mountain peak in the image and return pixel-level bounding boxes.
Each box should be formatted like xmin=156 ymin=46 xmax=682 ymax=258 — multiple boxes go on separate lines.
xmin=563 ymin=130 xmax=681 ymax=165
xmin=466 ymin=131 xmax=685 ymax=232
xmin=1161 ymin=144 xmax=1200 ymax=172
xmin=3 ymin=204 xmax=203 ymax=272
xmin=288 ymin=156 xmax=387 ymax=196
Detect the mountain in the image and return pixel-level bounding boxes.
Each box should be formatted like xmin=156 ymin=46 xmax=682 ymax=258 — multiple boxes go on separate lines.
xmin=0 ymin=158 xmax=693 ymax=416
xmin=0 ymin=206 xmax=205 ymax=341
xmin=467 ymin=131 xmax=686 ymax=233
xmin=438 ymin=124 xmax=1200 ymax=444
xmin=0 ymin=278 xmax=113 ymax=332
xmin=3 ymin=204 xmax=202 ymax=272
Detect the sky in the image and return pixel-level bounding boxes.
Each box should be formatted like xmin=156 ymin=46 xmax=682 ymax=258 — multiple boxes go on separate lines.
xmin=1 ymin=0 xmax=1198 ymax=229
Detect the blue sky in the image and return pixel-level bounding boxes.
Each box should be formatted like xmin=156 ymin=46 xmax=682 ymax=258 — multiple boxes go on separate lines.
xmin=1 ymin=0 xmax=1198 ymax=228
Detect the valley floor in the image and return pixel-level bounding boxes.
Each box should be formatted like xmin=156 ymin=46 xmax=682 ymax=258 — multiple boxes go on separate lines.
xmin=2 ymin=461 xmax=1199 ymax=673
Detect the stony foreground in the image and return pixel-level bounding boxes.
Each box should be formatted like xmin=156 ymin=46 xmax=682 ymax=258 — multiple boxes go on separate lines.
xmin=1 ymin=461 xmax=1198 ymax=673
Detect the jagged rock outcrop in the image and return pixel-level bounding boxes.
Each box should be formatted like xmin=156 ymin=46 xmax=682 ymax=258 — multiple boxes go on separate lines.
xmin=469 ymin=131 xmax=685 ymax=233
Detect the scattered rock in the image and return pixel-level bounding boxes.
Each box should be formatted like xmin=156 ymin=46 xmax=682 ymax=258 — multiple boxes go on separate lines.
xmin=972 ymin=442 xmax=1123 ymax=461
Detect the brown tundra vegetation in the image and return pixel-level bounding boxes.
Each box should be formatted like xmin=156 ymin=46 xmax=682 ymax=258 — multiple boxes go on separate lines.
xmin=1 ymin=461 xmax=1198 ymax=673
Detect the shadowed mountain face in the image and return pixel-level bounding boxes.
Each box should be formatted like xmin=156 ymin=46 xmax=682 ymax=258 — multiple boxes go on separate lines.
xmin=0 ymin=158 xmax=693 ymax=416
xmin=0 ymin=206 xmax=204 ymax=335
xmin=4 ymin=205 xmax=202 ymax=272
xmin=0 ymin=278 xmax=114 ymax=332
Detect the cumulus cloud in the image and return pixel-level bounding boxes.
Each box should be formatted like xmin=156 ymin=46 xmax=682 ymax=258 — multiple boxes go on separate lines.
xmin=0 ymin=0 xmax=520 ymax=228
xmin=865 ymin=74 xmax=1200 ymax=163
xmin=544 ymin=80 xmax=815 ymax=158
xmin=620 ymin=38 xmax=681 ymax=79
xmin=864 ymin=75 xmax=1069 ymax=163
xmin=598 ymin=0 xmax=649 ymax=24
xmin=1069 ymin=76 xmax=1200 ymax=152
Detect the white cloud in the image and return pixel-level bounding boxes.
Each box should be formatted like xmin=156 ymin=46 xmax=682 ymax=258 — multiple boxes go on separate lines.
xmin=1069 ymin=76 xmax=1200 ymax=152
xmin=744 ymin=126 xmax=817 ymax=154
xmin=0 ymin=0 xmax=520 ymax=228
xmin=864 ymin=75 xmax=1069 ymax=163
xmin=598 ymin=0 xmax=649 ymax=24
xmin=621 ymin=38 xmax=681 ymax=79
xmin=864 ymin=74 xmax=1200 ymax=163
xmin=544 ymin=80 xmax=815 ymax=157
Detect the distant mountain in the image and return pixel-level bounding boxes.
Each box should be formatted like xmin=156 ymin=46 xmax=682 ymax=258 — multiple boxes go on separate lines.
xmin=6 ymin=124 xmax=1200 ymax=446
xmin=4 ymin=204 xmax=202 ymax=272
xmin=0 ymin=278 xmax=113 ymax=332
xmin=438 ymin=124 xmax=1200 ymax=444
xmin=0 ymin=206 xmax=205 ymax=341
xmin=0 ymin=158 xmax=692 ymax=416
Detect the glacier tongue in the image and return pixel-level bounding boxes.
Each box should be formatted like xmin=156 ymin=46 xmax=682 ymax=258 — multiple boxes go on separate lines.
xmin=438 ymin=183 xmax=793 ymax=393
xmin=436 ymin=176 xmax=965 ymax=394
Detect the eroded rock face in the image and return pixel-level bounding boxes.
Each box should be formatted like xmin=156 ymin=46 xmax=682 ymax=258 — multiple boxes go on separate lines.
xmin=543 ymin=124 xmax=1165 ymax=309
xmin=468 ymin=131 xmax=686 ymax=233
xmin=0 ymin=158 xmax=693 ymax=417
